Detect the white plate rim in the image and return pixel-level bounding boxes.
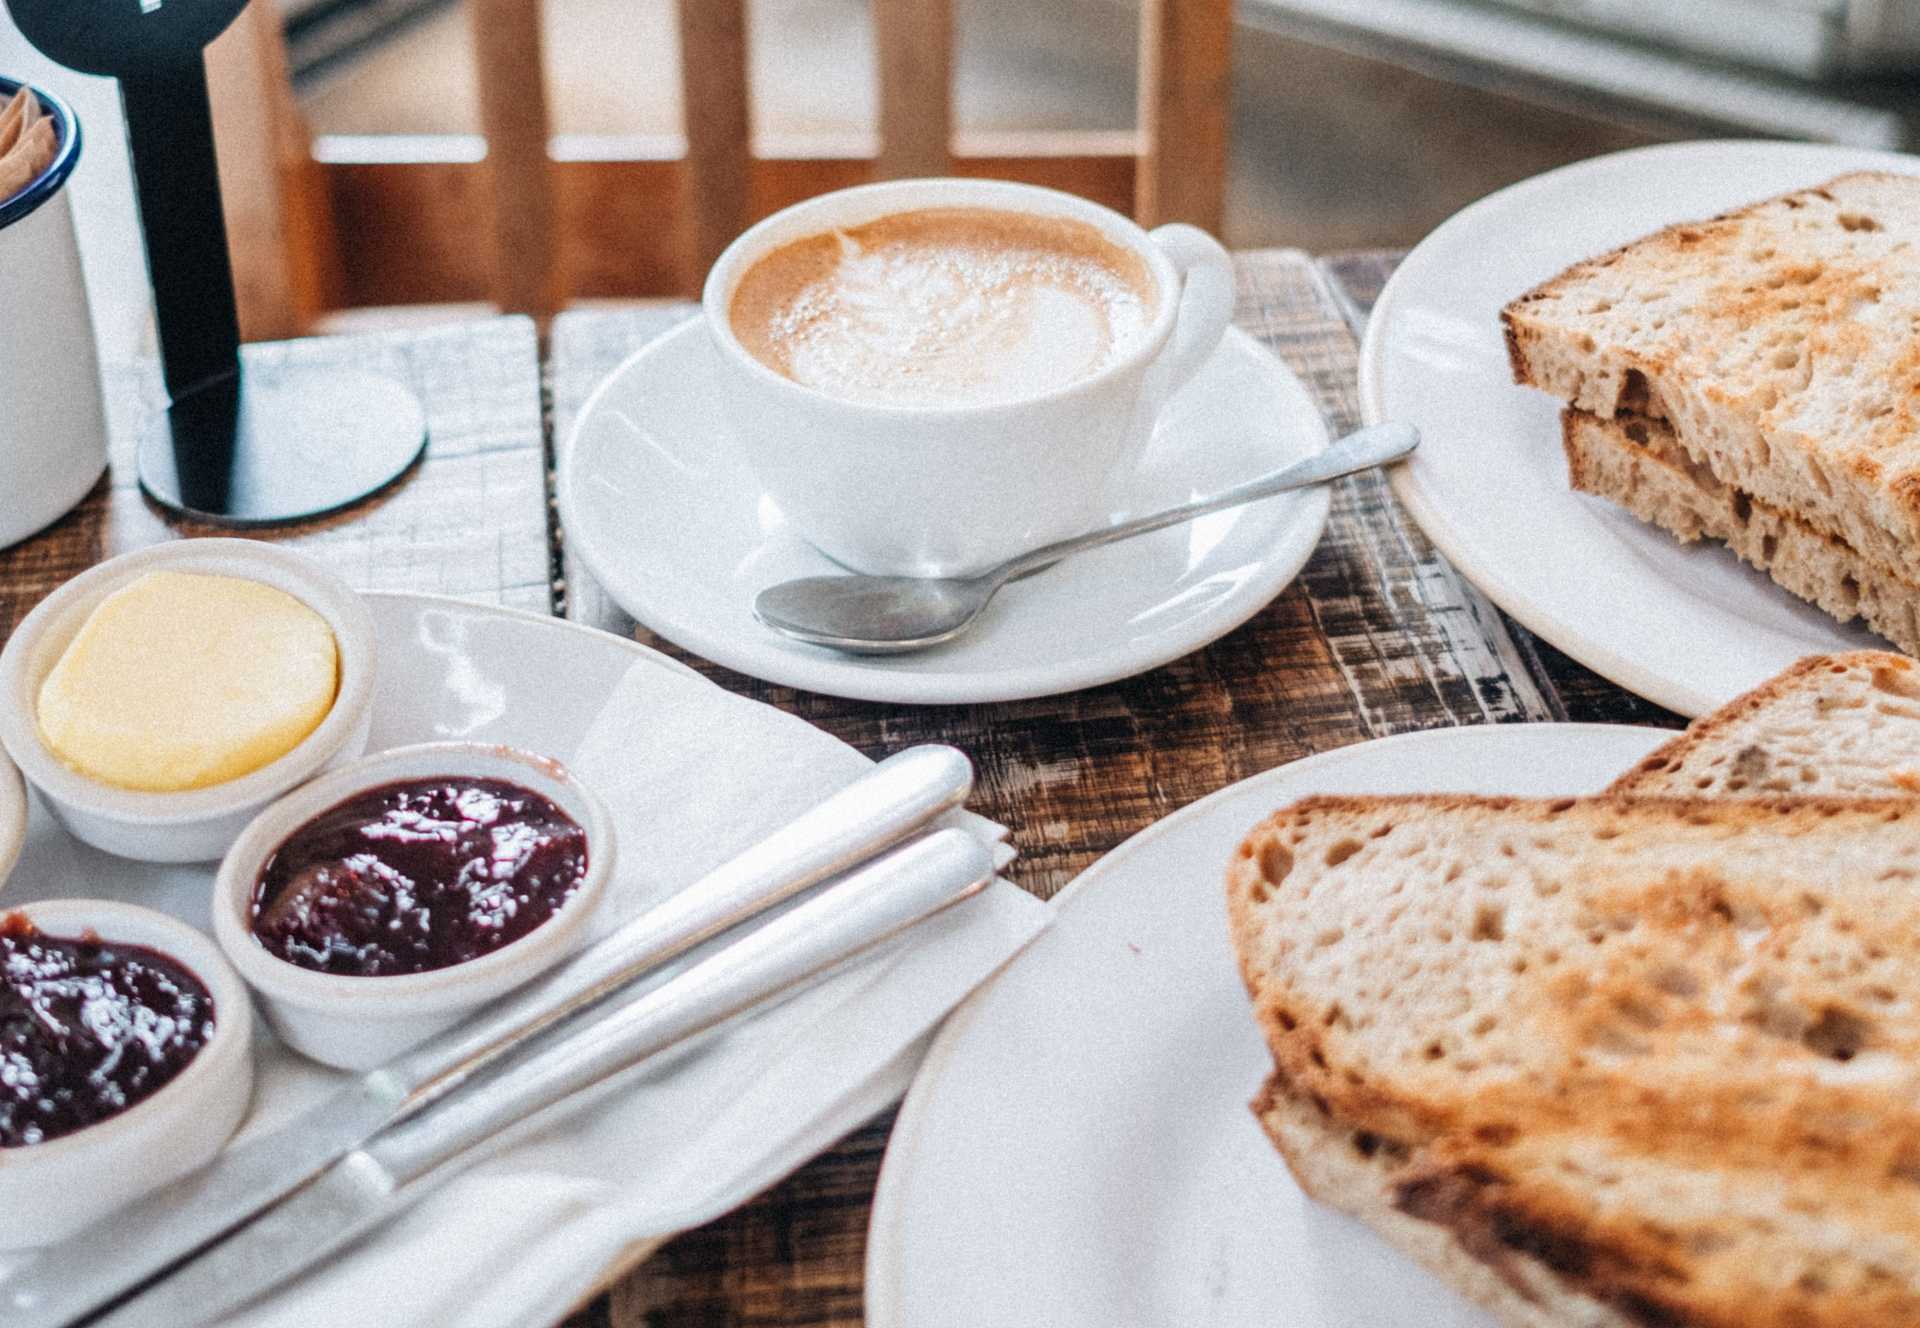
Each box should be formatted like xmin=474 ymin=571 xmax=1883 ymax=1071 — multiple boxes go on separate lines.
xmin=1358 ymin=139 xmax=1920 ymax=718
xmin=557 ymin=318 xmax=1334 ymax=705
xmin=361 ymin=588 xmax=704 ymax=682
xmin=865 ymin=720 xmax=1671 ymax=1326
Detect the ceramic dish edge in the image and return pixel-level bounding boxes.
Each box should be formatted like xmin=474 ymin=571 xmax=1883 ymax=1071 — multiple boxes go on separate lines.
xmin=1359 ymin=140 xmax=1920 ymax=719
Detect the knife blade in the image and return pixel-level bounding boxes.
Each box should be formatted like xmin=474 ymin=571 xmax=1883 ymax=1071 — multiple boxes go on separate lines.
xmin=1 ymin=745 xmax=975 ymax=1328
xmin=87 ymin=828 xmax=994 ymax=1328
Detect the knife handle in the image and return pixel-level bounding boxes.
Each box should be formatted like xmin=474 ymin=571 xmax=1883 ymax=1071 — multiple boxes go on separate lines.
xmin=374 ymin=745 xmax=975 ymax=1110
xmin=365 ymin=827 xmax=994 ymax=1186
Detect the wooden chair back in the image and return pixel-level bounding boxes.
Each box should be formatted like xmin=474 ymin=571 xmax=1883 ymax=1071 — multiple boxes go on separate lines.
xmin=209 ymin=0 xmax=1232 ymax=335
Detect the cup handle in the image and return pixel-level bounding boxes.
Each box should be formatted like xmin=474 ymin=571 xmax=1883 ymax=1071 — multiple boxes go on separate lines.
xmin=1148 ymin=223 xmax=1235 ymax=399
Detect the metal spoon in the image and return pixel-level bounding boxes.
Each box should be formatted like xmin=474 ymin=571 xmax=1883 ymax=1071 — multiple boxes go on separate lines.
xmin=754 ymin=421 xmax=1418 ymax=655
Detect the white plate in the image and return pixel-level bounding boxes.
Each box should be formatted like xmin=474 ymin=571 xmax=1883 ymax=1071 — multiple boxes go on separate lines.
xmin=559 ymin=317 xmax=1331 ymax=704
xmin=867 ymin=722 xmax=1669 ymax=1328
xmin=1362 ymin=140 xmax=1920 ymax=717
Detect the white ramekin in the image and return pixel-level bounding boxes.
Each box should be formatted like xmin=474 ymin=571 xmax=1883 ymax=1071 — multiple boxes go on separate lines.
xmin=0 ymin=897 xmax=254 ymax=1250
xmin=212 ymin=742 xmax=617 ymax=1071
xmin=0 ymin=749 xmax=24 ymax=894
xmin=0 ymin=539 xmax=377 ymax=864
xmin=0 ymin=78 xmax=105 ymax=552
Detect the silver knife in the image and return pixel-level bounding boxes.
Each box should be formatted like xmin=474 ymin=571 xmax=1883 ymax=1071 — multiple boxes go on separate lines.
xmin=89 ymin=828 xmax=995 ymax=1328
xmin=1 ymin=745 xmax=975 ymax=1328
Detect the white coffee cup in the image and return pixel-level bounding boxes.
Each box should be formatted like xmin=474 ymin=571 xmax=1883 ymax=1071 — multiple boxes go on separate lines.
xmin=0 ymin=79 xmax=106 ymax=551
xmin=701 ymin=179 xmax=1235 ymax=578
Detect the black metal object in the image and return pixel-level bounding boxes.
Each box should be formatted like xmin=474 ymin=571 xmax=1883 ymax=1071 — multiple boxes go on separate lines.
xmin=4 ymin=0 xmax=427 ymax=525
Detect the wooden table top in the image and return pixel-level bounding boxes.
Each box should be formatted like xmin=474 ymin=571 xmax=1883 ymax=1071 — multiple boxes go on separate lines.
xmin=0 ymin=247 xmax=1681 ymax=1327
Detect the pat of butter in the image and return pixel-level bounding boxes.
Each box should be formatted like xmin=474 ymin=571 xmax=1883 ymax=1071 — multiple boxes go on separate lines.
xmin=37 ymin=571 xmax=340 ymax=792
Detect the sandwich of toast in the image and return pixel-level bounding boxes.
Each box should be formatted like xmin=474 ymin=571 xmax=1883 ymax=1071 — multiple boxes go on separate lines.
xmin=1229 ymin=792 xmax=1920 ymax=1328
xmin=1559 ymin=409 xmax=1920 ymax=653
xmin=1504 ymin=171 xmax=1920 ymax=648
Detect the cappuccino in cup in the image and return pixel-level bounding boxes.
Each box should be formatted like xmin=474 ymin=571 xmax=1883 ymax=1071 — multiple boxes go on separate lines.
xmin=703 ymin=179 xmax=1234 ymax=577
xmin=727 ymin=207 xmax=1157 ymax=407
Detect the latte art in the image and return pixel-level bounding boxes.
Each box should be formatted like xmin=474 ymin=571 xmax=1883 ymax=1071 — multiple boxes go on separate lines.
xmin=728 ymin=208 xmax=1157 ymax=407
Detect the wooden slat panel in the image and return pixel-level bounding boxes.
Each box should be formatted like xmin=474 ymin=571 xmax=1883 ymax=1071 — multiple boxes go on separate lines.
xmin=319 ymin=136 xmax=1137 ymax=302
xmin=1136 ymin=0 xmax=1232 ymax=232
xmin=207 ymin=0 xmax=336 ymax=339
xmin=676 ymin=0 xmax=753 ymax=288
xmin=467 ymin=0 xmax=558 ymax=316
xmin=873 ymin=0 xmax=952 ymax=177
xmin=947 ymin=131 xmax=1136 ymax=207
xmin=326 ymin=158 xmax=495 ymax=307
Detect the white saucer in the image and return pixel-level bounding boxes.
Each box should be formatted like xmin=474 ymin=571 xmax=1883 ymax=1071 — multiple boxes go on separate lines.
xmin=558 ymin=317 xmax=1331 ymax=704
xmin=1362 ymin=141 xmax=1919 ymax=717
xmin=867 ymin=722 xmax=1669 ymax=1328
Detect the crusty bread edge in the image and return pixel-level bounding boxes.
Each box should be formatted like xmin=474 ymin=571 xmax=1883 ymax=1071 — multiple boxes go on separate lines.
xmin=1499 ymin=171 xmax=1911 ymax=391
xmin=1227 ymin=792 xmax=1920 ymax=1328
xmin=1252 ymin=1077 xmax=1625 ymax=1328
xmin=1226 ymin=791 xmax=1920 ymax=1099
xmin=1609 ymin=651 xmax=1920 ymax=797
xmin=1560 ymin=407 xmax=1920 ymax=654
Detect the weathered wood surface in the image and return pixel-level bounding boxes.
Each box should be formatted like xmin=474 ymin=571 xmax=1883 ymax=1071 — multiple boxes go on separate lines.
xmin=548 ymin=247 xmax=1679 ymax=1325
xmin=1315 ymin=248 xmax=1682 ymax=731
xmin=0 ymin=317 xmax=550 ymax=640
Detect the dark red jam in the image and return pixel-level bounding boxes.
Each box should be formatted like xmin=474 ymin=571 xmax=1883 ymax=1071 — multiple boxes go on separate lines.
xmin=0 ymin=914 xmax=215 ymax=1148
xmin=250 ymin=776 xmax=589 ymax=978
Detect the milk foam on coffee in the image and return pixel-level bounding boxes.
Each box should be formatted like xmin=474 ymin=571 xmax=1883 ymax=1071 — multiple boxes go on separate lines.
xmin=729 ymin=207 xmax=1157 ymax=407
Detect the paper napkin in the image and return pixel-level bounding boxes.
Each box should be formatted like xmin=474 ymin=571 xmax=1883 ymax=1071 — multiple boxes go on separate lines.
xmin=0 ymin=88 xmax=56 ymax=203
xmin=219 ymin=658 xmax=1046 ymax=1327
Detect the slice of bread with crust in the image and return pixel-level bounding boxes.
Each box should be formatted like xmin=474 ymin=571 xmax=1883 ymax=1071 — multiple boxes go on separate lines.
xmin=1504 ymin=172 xmax=1920 ymax=585
xmin=1228 ymin=793 xmax=1920 ymax=1328
xmin=1562 ymin=408 xmax=1920 ymax=653
xmin=1251 ymin=1078 xmax=1631 ymax=1328
xmin=1610 ymin=651 xmax=1920 ymax=798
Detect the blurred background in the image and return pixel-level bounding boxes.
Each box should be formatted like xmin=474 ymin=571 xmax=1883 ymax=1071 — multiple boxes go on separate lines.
xmin=5 ymin=0 xmax=1918 ymax=360
xmin=283 ymin=0 xmax=1917 ymax=249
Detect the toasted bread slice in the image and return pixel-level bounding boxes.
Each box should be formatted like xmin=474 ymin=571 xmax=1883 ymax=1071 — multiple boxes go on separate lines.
xmin=1504 ymin=172 xmax=1920 ymax=584
xmin=1613 ymin=651 xmax=1920 ymax=798
xmin=1562 ymin=407 xmax=1920 ymax=653
xmin=1228 ymin=793 xmax=1920 ymax=1328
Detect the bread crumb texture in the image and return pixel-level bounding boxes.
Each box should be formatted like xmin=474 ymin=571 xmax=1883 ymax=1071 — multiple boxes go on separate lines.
xmin=1561 ymin=412 xmax=1920 ymax=654
xmin=1505 ymin=173 xmax=1920 ymax=586
xmin=1229 ymin=793 xmax=1920 ymax=1327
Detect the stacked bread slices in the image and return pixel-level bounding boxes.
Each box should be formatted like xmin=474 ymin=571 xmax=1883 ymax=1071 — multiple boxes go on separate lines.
xmin=1228 ymin=650 xmax=1920 ymax=1328
xmin=1503 ymin=172 xmax=1920 ymax=653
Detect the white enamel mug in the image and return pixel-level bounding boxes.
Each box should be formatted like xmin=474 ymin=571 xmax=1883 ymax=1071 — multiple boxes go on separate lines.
xmin=0 ymin=78 xmax=104 ymax=550
xmin=701 ymin=179 xmax=1235 ymax=578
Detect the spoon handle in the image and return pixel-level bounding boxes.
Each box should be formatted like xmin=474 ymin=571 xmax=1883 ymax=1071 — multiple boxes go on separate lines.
xmin=998 ymin=422 xmax=1418 ymax=582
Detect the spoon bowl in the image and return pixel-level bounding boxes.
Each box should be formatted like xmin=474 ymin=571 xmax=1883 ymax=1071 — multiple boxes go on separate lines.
xmin=754 ymin=422 xmax=1418 ymax=655
xmin=755 ymin=575 xmax=1000 ymax=655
